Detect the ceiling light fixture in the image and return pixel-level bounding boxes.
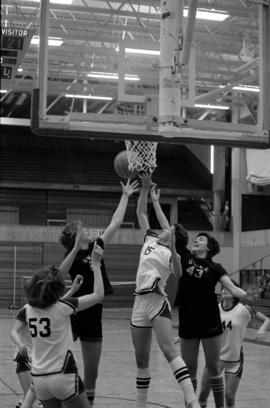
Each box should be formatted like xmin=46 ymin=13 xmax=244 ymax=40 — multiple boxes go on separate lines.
xmin=232 ymin=85 xmax=260 ymax=93
xmin=65 ymin=94 xmax=113 ymax=101
xmin=184 ymin=8 xmax=229 ymax=21
xmin=87 ymin=72 xmax=140 ymax=81
xmin=195 ymin=104 xmax=230 ymax=110
xmin=124 ymin=48 xmax=160 ymax=56
xmin=0 ymin=90 xmax=8 ymax=94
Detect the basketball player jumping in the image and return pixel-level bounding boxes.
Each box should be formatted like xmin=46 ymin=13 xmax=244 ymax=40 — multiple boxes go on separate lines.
xmin=130 ymin=174 xmax=200 ymax=408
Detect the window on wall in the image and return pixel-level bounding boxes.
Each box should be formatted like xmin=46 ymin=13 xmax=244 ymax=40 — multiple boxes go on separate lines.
xmin=242 ymin=194 xmax=270 ymax=231
xmin=147 ymin=203 xmax=171 ymax=229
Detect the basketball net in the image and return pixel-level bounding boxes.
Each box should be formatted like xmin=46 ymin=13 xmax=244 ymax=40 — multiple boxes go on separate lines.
xmin=125 ymin=140 xmax=158 ymax=173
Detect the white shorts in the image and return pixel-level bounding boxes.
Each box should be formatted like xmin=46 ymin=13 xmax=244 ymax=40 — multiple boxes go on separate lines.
xmin=220 ymin=349 xmax=244 ymax=378
xmin=33 ymin=372 xmax=84 ymax=402
xmin=130 ymin=293 xmax=172 ymax=328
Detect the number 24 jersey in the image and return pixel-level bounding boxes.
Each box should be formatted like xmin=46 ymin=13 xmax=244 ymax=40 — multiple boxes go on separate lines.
xmin=219 ymin=302 xmax=254 ymax=363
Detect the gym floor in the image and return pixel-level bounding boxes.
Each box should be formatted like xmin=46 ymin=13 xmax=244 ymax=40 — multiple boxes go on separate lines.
xmin=0 ymin=308 xmax=269 ymax=408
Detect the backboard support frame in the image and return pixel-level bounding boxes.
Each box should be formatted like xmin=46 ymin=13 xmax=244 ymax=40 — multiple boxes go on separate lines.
xmin=31 ymin=0 xmax=270 ymax=148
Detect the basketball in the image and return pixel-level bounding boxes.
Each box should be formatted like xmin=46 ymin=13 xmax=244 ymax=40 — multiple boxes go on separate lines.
xmin=113 ymin=150 xmax=138 ymax=179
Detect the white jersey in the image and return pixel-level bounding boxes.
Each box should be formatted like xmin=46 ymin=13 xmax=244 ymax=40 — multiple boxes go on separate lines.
xmin=20 ymin=298 xmax=78 ymax=375
xmin=135 ymin=231 xmax=172 ymax=296
xmin=219 ymin=302 xmax=254 ymax=362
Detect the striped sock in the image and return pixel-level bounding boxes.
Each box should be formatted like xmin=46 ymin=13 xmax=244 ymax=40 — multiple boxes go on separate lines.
xmin=85 ymin=389 xmax=95 ymax=407
xmin=170 ymin=356 xmax=197 ymax=404
xmin=136 ymin=368 xmax=151 ymax=408
xmin=209 ymin=374 xmax=224 ymax=408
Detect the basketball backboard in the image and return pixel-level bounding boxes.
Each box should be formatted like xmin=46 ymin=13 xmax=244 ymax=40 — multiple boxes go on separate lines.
xmin=1 ymin=0 xmax=269 ymax=147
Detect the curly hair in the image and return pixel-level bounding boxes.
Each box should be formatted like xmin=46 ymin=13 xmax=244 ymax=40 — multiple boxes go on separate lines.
xmin=174 ymin=223 xmax=189 ymax=253
xmin=197 ymin=232 xmax=220 ymax=259
xmin=24 ymin=266 xmax=65 ymax=308
xmin=60 ymin=220 xmax=81 ymax=252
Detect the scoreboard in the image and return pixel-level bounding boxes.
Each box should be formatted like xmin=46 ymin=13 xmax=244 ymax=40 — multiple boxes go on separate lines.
xmin=0 ymin=26 xmax=35 ymax=89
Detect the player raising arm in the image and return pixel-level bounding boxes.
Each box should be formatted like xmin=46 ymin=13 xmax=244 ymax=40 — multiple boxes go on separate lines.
xmin=57 ymin=178 xmax=139 ymax=405
xmin=10 ymin=242 xmax=104 ymax=408
xmin=130 ymin=173 xmax=199 ymax=408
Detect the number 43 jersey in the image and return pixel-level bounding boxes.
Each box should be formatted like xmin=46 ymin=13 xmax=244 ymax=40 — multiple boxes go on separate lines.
xmin=17 ymin=298 xmax=78 ymax=376
xmin=219 ymin=302 xmax=255 ymax=363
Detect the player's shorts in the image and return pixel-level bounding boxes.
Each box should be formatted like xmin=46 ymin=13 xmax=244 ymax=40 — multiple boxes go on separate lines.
xmin=130 ymin=293 xmax=172 ymax=328
xmin=71 ymin=303 xmax=103 ymax=341
xmin=14 ymin=350 xmax=31 ymax=373
xmin=220 ymin=349 xmax=244 ymax=379
xmin=178 ymin=308 xmax=223 ymax=339
xmin=33 ymin=372 xmax=84 ymax=402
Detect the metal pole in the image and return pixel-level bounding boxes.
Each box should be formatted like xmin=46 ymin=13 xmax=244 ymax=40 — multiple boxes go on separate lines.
xmin=159 ymin=0 xmax=183 ymax=133
xmin=9 ymin=245 xmax=19 ymax=309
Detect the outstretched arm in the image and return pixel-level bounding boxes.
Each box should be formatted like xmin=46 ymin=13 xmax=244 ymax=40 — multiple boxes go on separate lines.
xmin=58 ymin=226 xmax=84 ymax=276
xmin=101 ymin=178 xmax=139 ymax=245
xmin=77 ymin=242 xmax=105 ymax=311
xmin=63 ymin=274 xmax=84 ymax=298
xmin=255 ymin=311 xmax=270 ymax=337
xmin=136 ymin=174 xmax=152 ymax=232
xmin=150 ymin=185 xmax=170 ymax=230
xmin=220 ymin=276 xmax=259 ymax=304
xmin=169 ymin=226 xmax=182 ymax=278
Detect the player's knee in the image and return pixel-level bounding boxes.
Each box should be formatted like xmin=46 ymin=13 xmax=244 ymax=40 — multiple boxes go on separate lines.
xmin=225 ymin=392 xmax=235 ymax=407
xmin=205 ymin=362 xmax=220 ymax=377
xmin=160 ymin=343 xmax=177 ymax=362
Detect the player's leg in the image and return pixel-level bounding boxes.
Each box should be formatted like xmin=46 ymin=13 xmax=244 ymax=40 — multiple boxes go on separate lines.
xmin=224 ymin=354 xmax=243 ymax=408
xmin=202 ymin=336 xmax=224 ymax=408
xmin=180 ymin=337 xmax=200 ymax=393
xmin=224 ymin=373 xmax=240 ymax=408
xmin=21 ymin=383 xmax=38 ymax=408
xmin=80 ymin=339 xmax=102 ymax=406
xmin=198 ymin=366 xmax=212 ymax=408
xmin=153 ymin=315 xmax=199 ymax=408
xmin=16 ymin=363 xmax=32 ymax=396
xmin=131 ymin=325 xmax=152 ymax=408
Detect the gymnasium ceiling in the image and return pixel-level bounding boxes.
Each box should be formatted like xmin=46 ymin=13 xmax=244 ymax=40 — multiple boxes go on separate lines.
xmin=0 ymin=0 xmax=264 ymax=123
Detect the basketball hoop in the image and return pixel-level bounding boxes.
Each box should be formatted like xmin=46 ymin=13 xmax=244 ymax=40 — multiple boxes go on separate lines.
xmin=125 ymin=140 xmax=158 ymax=174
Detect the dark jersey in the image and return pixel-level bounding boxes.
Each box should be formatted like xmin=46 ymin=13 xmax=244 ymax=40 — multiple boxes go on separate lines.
xmin=174 ymin=247 xmax=227 ymax=338
xmin=65 ymin=238 xmax=113 ymax=340
xmin=67 ymin=237 xmax=113 ymax=297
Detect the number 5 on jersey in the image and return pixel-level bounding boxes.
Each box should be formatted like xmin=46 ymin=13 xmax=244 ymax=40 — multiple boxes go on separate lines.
xmin=29 ymin=317 xmax=51 ymax=337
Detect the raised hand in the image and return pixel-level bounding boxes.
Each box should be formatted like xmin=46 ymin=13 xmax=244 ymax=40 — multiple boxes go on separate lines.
xmin=150 ymin=184 xmax=160 ymax=202
xmin=169 ymin=225 xmax=176 ymax=252
xmin=120 ymin=178 xmax=140 ymax=196
xmin=91 ymin=241 xmax=104 ymax=265
xmin=72 ymin=274 xmax=84 ymax=291
xmin=139 ymin=172 xmax=154 ymax=189
xmin=74 ymin=225 xmax=84 ymax=250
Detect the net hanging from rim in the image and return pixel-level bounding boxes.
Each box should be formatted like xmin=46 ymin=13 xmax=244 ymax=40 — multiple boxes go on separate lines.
xmin=125 ymin=140 xmax=158 ymax=173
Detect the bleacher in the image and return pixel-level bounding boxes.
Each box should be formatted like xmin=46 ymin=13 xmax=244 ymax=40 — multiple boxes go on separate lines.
xmin=0 ymin=242 xmax=140 ymax=308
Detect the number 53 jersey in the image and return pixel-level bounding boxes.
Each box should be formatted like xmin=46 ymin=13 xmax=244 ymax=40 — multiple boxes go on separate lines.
xmin=219 ymin=302 xmax=255 ymax=363
xmin=17 ymin=298 xmax=78 ymax=376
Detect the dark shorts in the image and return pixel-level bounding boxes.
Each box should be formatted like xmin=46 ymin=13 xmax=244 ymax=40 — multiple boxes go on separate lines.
xmin=178 ymin=308 xmax=223 ymax=339
xmin=71 ymin=304 xmax=103 ymax=341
